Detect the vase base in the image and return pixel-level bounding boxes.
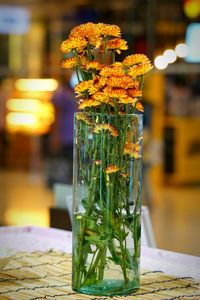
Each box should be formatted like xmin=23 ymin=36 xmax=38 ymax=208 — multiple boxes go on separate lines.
xmin=74 ymin=279 xmax=139 ymax=296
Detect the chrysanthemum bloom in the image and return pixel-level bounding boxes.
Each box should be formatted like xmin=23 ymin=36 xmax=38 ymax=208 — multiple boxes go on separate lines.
xmin=124 ymin=142 xmax=140 ymax=158
xmin=118 ymin=96 xmax=138 ymax=105
xmin=135 ymin=101 xmax=144 ymax=112
xmin=93 ymin=124 xmax=119 ymax=137
xmin=62 ymin=57 xmax=78 ymax=69
xmin=92 ymin=92 xmax=110 ymax=103
xmin=105 ymin=165 xmax=120 ymax=174
xmin=76 ymin=113 xmax=93 ymax=125
xmin=100 ymin=63 xmax=125 ymax=77
xmin=95 ymin=160 xmax=102 ymax=166
xmin=62 ymin=55 xmax=87 ymax=69
xmin=84 ymin=61 xmax=103 ymax=71
xmin=123 ymin=54 xmax=150 ymax=67
xmin=78 ymin=99 xmax=101 ymax=109
xmin=127 ymin=88 xmax=143 ymax=98
xmin=70 ymin=22 xmax=101 ymax=48
xmin=97 ymin=23 xmax=121 ymax=37
xmin=128 ymin=62 xmax=153 ymax=78
xmin=61 ymin=36 xmax=87 ymax=54
xmin=103 ymin=87 xmax=127 ymax=99
xmin=104 ymin=38 xmax=128 ymax=54
xmin=107 ymin=76 xmax=136 ymax=89
xmin=75 ymin=80 xmax=94 ymax=95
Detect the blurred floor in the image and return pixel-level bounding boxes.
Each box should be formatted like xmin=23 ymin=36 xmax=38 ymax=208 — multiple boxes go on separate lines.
xmin=0 ymin=169 xmax=199 ymax=256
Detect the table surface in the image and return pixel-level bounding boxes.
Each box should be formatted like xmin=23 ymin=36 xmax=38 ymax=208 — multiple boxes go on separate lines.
xmin=0 ymin=225 xmax=200 ymax=281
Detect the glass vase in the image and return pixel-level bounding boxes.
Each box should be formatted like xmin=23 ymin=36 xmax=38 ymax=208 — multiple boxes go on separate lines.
xmin=72 ymin=112 xmax=143 ymax=296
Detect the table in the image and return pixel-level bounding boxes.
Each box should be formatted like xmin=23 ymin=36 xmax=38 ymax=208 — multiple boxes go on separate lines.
xmin=0 ymin=226 xmax=199 ymax=281
xmin=0 ymin=226 xmax=200 ymax=300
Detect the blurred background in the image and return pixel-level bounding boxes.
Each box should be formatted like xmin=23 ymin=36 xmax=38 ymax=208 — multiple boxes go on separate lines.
xmin=0 ymin=0 xmax=200 ymax=256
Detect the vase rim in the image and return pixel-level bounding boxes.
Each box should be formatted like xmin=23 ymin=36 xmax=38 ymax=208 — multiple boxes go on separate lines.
xmin=75 ymin=112 xmax=143 ymax=117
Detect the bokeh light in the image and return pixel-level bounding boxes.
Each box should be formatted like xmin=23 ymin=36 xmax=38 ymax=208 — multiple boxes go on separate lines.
xmin=175 ymin=43 xmax=189 ymax=58
xmin=154 ymin=55 xmax=168 ymax=70
xmin=163 ymin=49 xmax=177 ymax=63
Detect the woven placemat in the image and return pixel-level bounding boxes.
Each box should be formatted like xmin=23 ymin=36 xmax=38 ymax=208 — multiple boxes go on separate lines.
xmin=0 ymin=251 xmax=199 ymax=300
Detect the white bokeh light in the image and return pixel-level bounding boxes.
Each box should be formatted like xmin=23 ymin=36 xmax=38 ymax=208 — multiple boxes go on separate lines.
xmin=154 ymin=55 xmax=168 ymax=70
xmin=175 ymin=43 xmax=189 ymax=58
xmin=163 ymin=49 xmax=177 ymax=63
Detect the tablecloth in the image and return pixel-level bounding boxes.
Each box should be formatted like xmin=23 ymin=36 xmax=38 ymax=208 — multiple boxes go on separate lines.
xmin=0 ymin=250 xmax=199 ymax=300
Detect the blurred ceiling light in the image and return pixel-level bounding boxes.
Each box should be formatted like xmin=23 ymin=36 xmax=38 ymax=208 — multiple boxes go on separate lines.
xmin=6 ymin=98 xmax=41 ymax=112
xmin=163 ymin=49 xmax=177 ymax=63
xmin=15 ymin=79 xmax=58 ymax=92
xmin=6 ymin=112 xmax=38 ymax=126
xmin=183 ymin=0 xmax=200 ymax=19
xmin=154 ymin=55 xmax=168 ymax=70
xmin=175 ymin=43 xmax=189 ymax=58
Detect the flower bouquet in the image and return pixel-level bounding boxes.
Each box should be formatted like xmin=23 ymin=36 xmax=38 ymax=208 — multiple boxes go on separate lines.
xmin=61 ymin=22 xmax=152 ymax=296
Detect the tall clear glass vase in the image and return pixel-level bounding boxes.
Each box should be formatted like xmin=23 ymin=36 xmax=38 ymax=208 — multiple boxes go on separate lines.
xmin=72 ymin=112 xmax=143 ymax=296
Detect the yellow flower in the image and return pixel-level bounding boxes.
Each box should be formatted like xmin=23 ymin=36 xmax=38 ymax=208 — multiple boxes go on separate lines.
xmin=103 ymin=86 xmax=127 ymax=99
xmin=70 ymin=22 xmax=101 ymax=48
xmin=92 ymin=92 xmax=109 ymax=103
xmin=123 ymin=54 xmax=150 ymax=67
xmin=100 ymin=63 xmax=125 ymax=77
xmin=135 ymin=101 xmax=144 ymax=112
xmin=106 ymin=76 xmax=135 ymax=89
xmin=84 ymin=61 xmax=103 ymax=71
xmin=118 ymin=97 xmax=137 ymax=105
xmin=78 ymin=99 xmax=101 ymax=109
xmin=76 ymin=113 xmax=92 ymax=125
xmin=95 ymin=160 xmax=102 ymax=166
xmin=105 ymin=165 xmax=120 ymax=174
xmin=124 ymin=142 xmax=140 ymax=158
xmin=62 ymin=57 xmax=77 ymax=69
xmin=92 ymin=76 xmax=107 ymax=91
xmin=75 ymin=80 xmax=94 ymax=95
xmin=93 ymin=124 xmax=119 ymax=137
xmin=128 ymin=62 xmax=153 ymax=78
xmin=61 ymin=36 xmax=87 ymax=54
xmin=127 ymin=88 xmax=143 ymax=98
xmin=106 ymin=38 xmax=128 ymax=54
xmin=97 ymin=23 xmax=121 ymax=37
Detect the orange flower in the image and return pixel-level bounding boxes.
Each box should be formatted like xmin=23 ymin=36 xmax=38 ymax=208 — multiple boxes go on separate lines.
xmin=127 ymin=88 xmax=142 ymax=98
xmin=106 ymin=38 xmax=128 ymax=54
xmin=84 ymin=61 xmax=103 ymax=71
xmin=70 ymin=22 xmax=101 ymax=48
xmin=123 ymin=54 xmax=150 ymax=67
xmin=95 ymin=160 xmax=102 ymax=166
xmin=128 ymin=62 xmax=153 ymax=78
xmin=135 ymin=101 xmax=144 ymax=112
xmin=78 ymin=99 xmax=101 ymax=109
xmin=92 ymin=92 xmax=109 ymax=103
xmin=118 ymin=97 xmax=137 ymax=105
xmin=124 ymin=142 xmax=140 ymax=158
xmin=93 ymin=76 xmax=107 ymax=87
xmin=75 ymin=80 xmax=94 ymax=95
xmin=106 ymin=76 xmax=135 ymax=89
xmin=76 ymin=113 xmax=92 ymax=125
xmin=93 ymin=124 xmax=119 ymax=137
xmin=61 ymin=36 xmax=87 ymax=54
xmin=100 ymin=63 xmax=125 ymax=77
xmin=97 ymin=23 xmax=121 ymax=37
xmin=62 ymin=57 xmax=77 ymax=69
xmin=103 ymin=87 xmax=127 ymax=99
xmin=105 ymin=165 xmax=120 ymax=174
